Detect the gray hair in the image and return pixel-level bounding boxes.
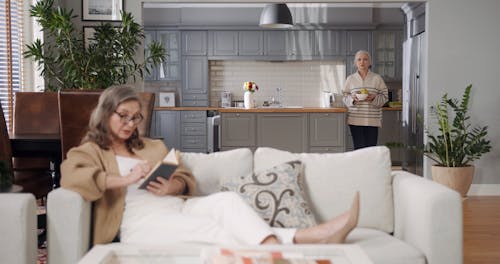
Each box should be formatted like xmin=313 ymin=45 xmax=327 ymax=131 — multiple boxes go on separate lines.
xmin=354 ymin=50 xmax=372 ymax=66
xmin=83 ymin=85 xmax=144 ymax=152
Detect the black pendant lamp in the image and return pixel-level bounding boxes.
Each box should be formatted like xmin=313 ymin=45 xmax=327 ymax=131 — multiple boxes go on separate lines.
xmin=259 ymin=3 xmax=293 ymax=29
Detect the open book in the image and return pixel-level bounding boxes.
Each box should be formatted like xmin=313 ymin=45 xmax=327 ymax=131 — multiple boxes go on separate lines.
xmin=137 ymin=148 xmax=178 ymax=190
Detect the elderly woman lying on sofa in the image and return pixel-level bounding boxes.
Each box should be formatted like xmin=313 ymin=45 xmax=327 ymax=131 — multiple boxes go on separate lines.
xmin=60 ymin=85 xmax=360 ymax=248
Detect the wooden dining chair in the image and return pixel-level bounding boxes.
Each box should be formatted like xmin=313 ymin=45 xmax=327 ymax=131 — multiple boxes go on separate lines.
xmin=12 ymin=92 xmax=59 ymax=199
xmin=138 ymin=92 xmax=155 ymax=137
xmin=0 ymin=103 xmax=13 ymax=173
xmin=58 ymin=91 xmax=101 ymax=160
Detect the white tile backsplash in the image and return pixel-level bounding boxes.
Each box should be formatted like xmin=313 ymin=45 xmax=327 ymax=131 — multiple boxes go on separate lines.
xmin=209 ymin=60 xmax=346 ymax=107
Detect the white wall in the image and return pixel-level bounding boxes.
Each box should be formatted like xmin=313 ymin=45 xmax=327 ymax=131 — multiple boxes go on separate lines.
xmin=116 ymin=0 xmax=500 ymax=189
xmin=426 ymin=0 xmax=500 ymax=186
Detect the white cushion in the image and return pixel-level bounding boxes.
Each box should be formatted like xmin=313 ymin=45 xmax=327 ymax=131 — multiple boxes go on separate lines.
xmin=348 ymin=228 xmax=426 ymax=264
xmin=254 ymin=146 xmax=394 ymax=233
xmin=181 ymin=148 xmax=254 ymax=195
xmin=220 ymin=160 xmax=317 ymax=228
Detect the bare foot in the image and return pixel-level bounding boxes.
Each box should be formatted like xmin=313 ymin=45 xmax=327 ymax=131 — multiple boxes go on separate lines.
xmin=328 ymin=191 xmax=360 ymax=243
xmin=293 ymin=192 xmax=360 ymax=244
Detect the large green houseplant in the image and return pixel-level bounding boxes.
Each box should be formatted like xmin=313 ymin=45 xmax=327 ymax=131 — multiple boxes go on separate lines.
xmin=392 ymin=84 xmax=491 ymax=196
xmin=24 ymin=0 xmax=165 ymax=91
xmin=425 ymin=84 xmax=491 ymax=167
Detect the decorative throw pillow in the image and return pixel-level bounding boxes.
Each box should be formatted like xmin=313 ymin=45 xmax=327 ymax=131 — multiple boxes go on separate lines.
xmin=220 ymin=160 xmax=317 ymax=228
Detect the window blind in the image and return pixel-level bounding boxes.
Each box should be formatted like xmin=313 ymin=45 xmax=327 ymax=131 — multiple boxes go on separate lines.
xmin=0 ymin=0 xmax=23 ymax=132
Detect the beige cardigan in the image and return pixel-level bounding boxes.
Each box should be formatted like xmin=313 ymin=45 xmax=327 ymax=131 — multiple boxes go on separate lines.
xmin=60 ymin=138 xmax=196 ymax=245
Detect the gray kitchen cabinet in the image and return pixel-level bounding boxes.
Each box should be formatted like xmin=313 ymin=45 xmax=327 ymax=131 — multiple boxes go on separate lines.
xmin=151 ymin=110 xmax=181 ymax=150
xmin=309 ymin=113 xmax=345 ymax=152
xmin=346 ymin=31 xmax=372 ymax=55
xmin=180 ymin=111 xmax=207 ymax=152
xmin=144 ymin=30 xmax=180 ymax=81
xmin=287 ymin=31 xmax=314 ymax=57
xmin=181 ymin=56 xmax=208 ymax=106
xmin=314 ymin=30 xmax=346 ymax=56
xmin=182 ymin=31 xmax=207 ymax=55
xmin=264 ymin=31 xmax=288 ymax=56
xmin=239 ymin=31 xmax=264 ymax=56
xmin=157 ymin=31 xmax=180 ymax=80
xmin=144 ymin=31 xmax=156 ymax=80
xmin=346 ymin=55 xmax=356 ymax=76
xmin=373 ymin=30 xmax=404 ymax=81
xmin=209 ymin=31 xmax=239 ymax=56
xmin=378 ymin=110 xmax=403 ymax=165
xmin=257 ymin=113 xmax=308 ymax=153
xmin=221 ymin=113 xmax=256 ymax=147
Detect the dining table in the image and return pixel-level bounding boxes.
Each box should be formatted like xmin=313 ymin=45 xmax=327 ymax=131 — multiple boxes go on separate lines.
xmin=9 ymin=133 xmax=62 ymax=188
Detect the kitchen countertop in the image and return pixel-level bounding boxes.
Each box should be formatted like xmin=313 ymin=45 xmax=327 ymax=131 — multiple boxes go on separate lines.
xmin=154 ymin=106 xmax=402 ymax=112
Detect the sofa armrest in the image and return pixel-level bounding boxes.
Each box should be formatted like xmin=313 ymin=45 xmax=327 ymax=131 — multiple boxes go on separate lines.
xmin=47 ymin=188 xmax=91 ymax=264
xmin=392 ymin=171 xmax=462 ymax=264
xmin=0 ymin=193 xmax=37 ymax=264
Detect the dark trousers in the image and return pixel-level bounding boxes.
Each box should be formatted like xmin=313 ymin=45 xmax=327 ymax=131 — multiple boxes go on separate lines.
xmin=349 ymin=125 xmax=379 ymax=150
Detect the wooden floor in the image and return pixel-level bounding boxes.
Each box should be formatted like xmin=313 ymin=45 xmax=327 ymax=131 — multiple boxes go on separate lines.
xmin=463 ymin=196 xmax=500 ymax=264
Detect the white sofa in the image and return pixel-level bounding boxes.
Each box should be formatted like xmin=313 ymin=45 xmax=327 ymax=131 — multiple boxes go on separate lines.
xmin=47 ymin=146 xmax=463 ymax=264
xmin=0 ymin=193 xmax=37 ymax=264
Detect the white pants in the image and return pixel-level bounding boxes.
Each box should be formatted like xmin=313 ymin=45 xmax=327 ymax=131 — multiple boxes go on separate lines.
xmin=120 ymin=192 xmax=296 ymax=246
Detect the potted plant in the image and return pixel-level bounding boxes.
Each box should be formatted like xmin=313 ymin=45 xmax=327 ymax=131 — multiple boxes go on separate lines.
xmin=391 ymin=84 xmax=491 ymax=197
xmin=23 ymin=0 xmax=166 ymax=91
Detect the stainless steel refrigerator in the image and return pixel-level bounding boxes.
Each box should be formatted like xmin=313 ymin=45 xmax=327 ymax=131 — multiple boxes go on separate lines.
xmin=402 ymin=31 xmax=426 ymax=176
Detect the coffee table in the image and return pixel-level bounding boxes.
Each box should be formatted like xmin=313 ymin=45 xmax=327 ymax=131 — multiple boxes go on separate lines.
xmin=79 ymin=243 xmax=373 ymax=264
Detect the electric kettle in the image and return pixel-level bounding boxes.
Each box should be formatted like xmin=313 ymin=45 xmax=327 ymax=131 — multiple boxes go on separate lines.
xmin=321 ymin=91 xmax=333 ymax=108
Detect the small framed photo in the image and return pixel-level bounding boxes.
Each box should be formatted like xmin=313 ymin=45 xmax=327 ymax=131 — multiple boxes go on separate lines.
xmin=159 ymin=92 xmax=176 ymax=107
xmin=82 ymin=0 xmax=124 ymax=21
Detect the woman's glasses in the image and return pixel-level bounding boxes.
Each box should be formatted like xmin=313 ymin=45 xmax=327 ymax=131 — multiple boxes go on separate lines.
xmin=114 ymin=111 xmax=143 ymax=125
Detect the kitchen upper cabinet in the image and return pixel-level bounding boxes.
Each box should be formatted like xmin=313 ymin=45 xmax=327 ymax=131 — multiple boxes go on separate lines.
xmin=378 ymin=110 xmax=403 ymax=165
xmin=182 ymin=31 xmax=207 ymax=55
xmin=346 ymin=31 xmax=372 ymax=55
xmin=182 ymin=56 xmax=208 ymax=106
xmin=314 ymin=30 xmax=346 ymax=56
xmin=346 ymin=55 xmax=356 ymax=76
xmin=151 ymin=111 xmax=181 ymax=150
xmin=209 ymin=31 xmax=239 ymax=56
xmin=264 ymin=31 xmax=288 ymax=56
xmin=221 ymin=113 xmax=256 ymax=147
xmin=257 ymin=113 xmax=308 ymax=153
xmin=144 ymin=31 xmax=156 ymax=80
xmin=287 ymin=31 xmax=314 ymax=57
xmin=373 ymin=30 xmax=404 ymax=81
xmin=309 ymin=113 xmax=345 ymax=153
xmin=157 ymin=31 xmax=180 ymax=80
xmin=239 ymin=31 xmax=264 ymax=56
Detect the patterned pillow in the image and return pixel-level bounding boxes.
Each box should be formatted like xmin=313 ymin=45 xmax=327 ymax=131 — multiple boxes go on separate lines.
xmin=220 ymin=160 xmax=317 ymax=228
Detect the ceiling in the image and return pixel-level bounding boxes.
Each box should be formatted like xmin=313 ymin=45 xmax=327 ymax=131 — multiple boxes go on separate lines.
xmin=142 ymin=3 xmax=406 ymax=28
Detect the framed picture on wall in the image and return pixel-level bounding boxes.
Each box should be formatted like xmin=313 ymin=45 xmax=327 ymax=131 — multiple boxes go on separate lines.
xmin=82 ymin=0 xmax=124 ymax=21
xmin=159 ymin=92 xmax=176 ymax=107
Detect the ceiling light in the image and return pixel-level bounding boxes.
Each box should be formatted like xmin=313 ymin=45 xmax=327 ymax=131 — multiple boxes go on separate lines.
xmin=259 ymin=3 xmax=293 ymax=29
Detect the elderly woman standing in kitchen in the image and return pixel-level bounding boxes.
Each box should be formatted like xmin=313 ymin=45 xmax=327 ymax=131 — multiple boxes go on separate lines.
xmin=343 ymin=50 xmax=388 ymax=150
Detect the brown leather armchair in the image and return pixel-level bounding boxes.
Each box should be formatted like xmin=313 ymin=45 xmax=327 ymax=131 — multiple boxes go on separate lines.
xmin=12 ymin=92 xmax=59 ymax=199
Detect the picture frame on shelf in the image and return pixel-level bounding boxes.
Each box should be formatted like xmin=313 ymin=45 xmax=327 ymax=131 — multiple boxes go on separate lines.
xmin=159 ymin=92 xmax=176 ymax=107
xmin=82 ymin=0 xmax=124 ymax=21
